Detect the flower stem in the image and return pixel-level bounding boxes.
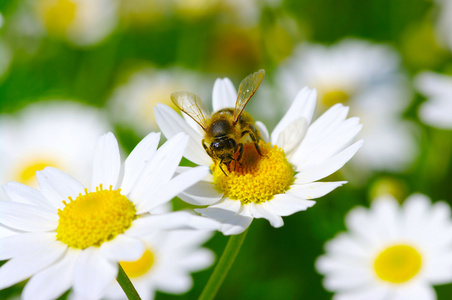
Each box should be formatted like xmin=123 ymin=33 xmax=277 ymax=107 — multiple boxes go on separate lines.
xmin=198 ymin=228 xmax=249 ymax=300
xmin=117 ymin=263 xmax=142 ymax=300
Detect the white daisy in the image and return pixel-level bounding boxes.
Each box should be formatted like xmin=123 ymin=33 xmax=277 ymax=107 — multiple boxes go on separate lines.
xmin=0 ymin=132 xmax=217 ymax=300
xmin=415 ymin=71 xmax=452 ymax=129
xmin=316 ymin=193 xmax=452 ymax=300
xmin=0 ymin=101 xmax=111 ymax=188
xmin=108 ymin=68 xmax=209 ymax=136
xmin=31 ymin=0 xmax=117 ymax=47
xmin=276 ymin=39 xmax=417 ymax=173
xmin=155 ymin=75 xmax=363 ymax=235
xmin=103 ymin=229 xmax=214 ymax=300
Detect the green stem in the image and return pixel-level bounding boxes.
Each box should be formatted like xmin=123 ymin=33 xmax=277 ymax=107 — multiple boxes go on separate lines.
xmin=117 ymin=263 xmax=142 ymax=300
xmin=198 ymin=228 xmax=249 ymax=300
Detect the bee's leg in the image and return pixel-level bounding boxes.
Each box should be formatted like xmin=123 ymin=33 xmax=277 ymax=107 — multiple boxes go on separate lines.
xmin=219 ymin=158 xmax=228 ymax=176
xmin=236 ymin=143 xmax=244 ymax=165
xmin=242 ymin=125 xmax=266 ymax=157
xmin=202 ymin=139 xmax=214 ymax=158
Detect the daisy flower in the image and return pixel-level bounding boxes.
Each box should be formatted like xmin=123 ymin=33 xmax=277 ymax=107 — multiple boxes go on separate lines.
xmin=415 ymin=71 xmax=452 ymax=129
xmin=108 ymin=68 xmax=209 ymax=136
xmin=276 ymin=39 xmax=417 ymax=173
xmin=0 ymin=132 xmax=217 ymax=300
xmin=0 ymin=101 xmax=111 ymax=188
xmin=155 ymin=74 xmax=363 ymax=235
xmin=316 ymin=193 xmax=452 ymax=300
xmin=103 ymin=229 xmax=214 ymax=300
xmin=31 ymin=0 xmax=117 ymax=46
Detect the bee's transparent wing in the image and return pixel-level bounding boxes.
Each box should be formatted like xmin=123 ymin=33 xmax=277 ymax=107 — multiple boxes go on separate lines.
xmin=171 ymin=91 xmax=209 ymax=130
xmin=233 ymin=69 xmax=265 ymax=123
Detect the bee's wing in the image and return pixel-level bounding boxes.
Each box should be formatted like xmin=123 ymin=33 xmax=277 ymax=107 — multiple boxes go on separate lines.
xmin=233 ymin=69 xmax=265 ymax=123
xmin=171 ymin=91 xmax=209 ymax=130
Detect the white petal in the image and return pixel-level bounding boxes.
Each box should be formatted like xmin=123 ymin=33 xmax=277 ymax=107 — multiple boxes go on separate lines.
xmin=332 ymin=284 xmax=388 ymax=300
xmin=178 ymin=178 xmax=223 ymax=206
xmin=291 ymin=117 xmax=362 ymax=169
xmin=2 ymin=182 xmax=55 ymax=212
xmin=296 ymin=140 xmax=363 ymax=183
xmin=323 ymin=233 xmax=371 ymax=259
xmin=130 ymin=133 xmax=188 ymax=205
xmin=178 ymin=248 xmax=215 ymax=271
xmin=137 ymin=166 xmax=210 ymax=213
xmin=195 ymin=199 xmax=252 ymax=235
xmin=271 ymin=87 xmax=316 ymax=146
xmin=289 ymin=181 xmax=346 ymax=199
xmin=36 ymin=167 xmax=85 ymax=210
xmin=73 ymin=248 xmax=118 ymax=300
xmin=154 ymin=104 xmax=212 ymax=165
xmin=0 ymin=232 xmax=57 ymax=260
xmin=263 ymin=193 xmax=315 ymax=217
xmin=22 ymin=249 xmax=79 ymax=300
xmin=212 ymin=77 xmax=237 ymax=111
xmin=120 ymin=132 xmax=161 ymax=195
xmin=292 ymin=104 xmax=350 ymax=165
xmin=275 ymin=118 xmax=308 ymax=156
xmin=0 ymin=202 xmax=58 ymax=231
xmin=255 ymin=121 xmax=270 ymax=143
xmin=91 ymin=132 xmax=121 ymax=191
xmin=394 ymin=283 xmax=436 ymax=300
xmin=100 ymin=234 xmax=145 ymax=261
xmin=248 ymin=203 xmax=284 ymax=228
xmin=127 ymin=212 xmax=220 ymax=237
xmin=0 ymin=237 xmax=67 ymax=289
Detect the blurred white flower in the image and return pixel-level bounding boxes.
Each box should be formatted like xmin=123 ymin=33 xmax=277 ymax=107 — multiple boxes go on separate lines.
xmin=276 ymin=39 xmax=417 ymax=173
xmin=0 ymin=132 xmax=217 ymax=300
xmin=32 ymin=0 xmax=118 ymax=46
xmin=155 ymin=74 xmax=362 ymax=235
xmin=104 ymin=229 xmax=214 ymax=300
xmin=0 ymin=101 xmax=111 ymax=188
xmin=415 ymin=71 xmax=452 ymax=129
xmin=108 ymin=68 xmax=209 ymax=135
xmin=316 ymin=194 xmax=452 ymax=300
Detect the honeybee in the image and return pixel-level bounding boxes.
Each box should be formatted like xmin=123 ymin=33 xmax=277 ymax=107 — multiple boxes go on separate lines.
xmin=171 ymin=69 xmax=265 ymax=175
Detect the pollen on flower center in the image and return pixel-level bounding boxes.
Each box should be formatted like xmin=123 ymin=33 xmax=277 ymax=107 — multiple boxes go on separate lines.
xmin=212 ymin=141 xmax=295 ymax=204
xmin=374 ymin=244 xmax=422 ymax=284
xmin=56 ymin=184 xmax=136 ymax=249
xmin=120 ymin=248 xmax=155 ymax=278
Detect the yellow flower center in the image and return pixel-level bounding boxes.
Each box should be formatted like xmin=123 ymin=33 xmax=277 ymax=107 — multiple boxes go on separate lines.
xmin=13 ymin=158 xmax=59 ymax=187
xmin=321 ymin=90 xmax=350 ymax=107
xmin=374 ymin=244 xmax=422 ymax=284
xmin=120 ymin=248 xmax=155 ymax=278
xmin=56 ymin=185 xmax=137 ymax=249
xmin=36 ymin=0 xmax=77 ymax=36
xmin=212 ymin=141 xmax=295 ymax=204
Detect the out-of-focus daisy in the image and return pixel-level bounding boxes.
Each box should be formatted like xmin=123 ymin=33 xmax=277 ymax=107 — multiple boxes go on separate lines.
xmin=104 ymin=229 xmax=214 ymax=299
xmin=276 ymin=39 xmax=417 ymax=173
xmin=316 ymin=193 xmax=452 ymax=300
xmin=108 ymin=68 xmax=209 ymax=136
xmin=155 ymin=74 xmax=363 ymax=235
xmin=0 ymin=101 xmax=111 ymax=188
xmin=415 ymin=71 xmax=452 ymax=129
xmin=0 ymin=132 xmax=217 ymax=300
xmin=31 ymin=0 xmax=117 ymax=46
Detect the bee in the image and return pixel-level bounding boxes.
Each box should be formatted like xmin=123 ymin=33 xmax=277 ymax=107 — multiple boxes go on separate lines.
xmin=171 ymin=69 xmax=265 ymax=175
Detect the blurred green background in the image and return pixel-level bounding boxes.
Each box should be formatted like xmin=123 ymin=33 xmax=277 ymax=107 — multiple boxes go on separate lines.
xmin=1 ymin=0 xmax=452 ymax=299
